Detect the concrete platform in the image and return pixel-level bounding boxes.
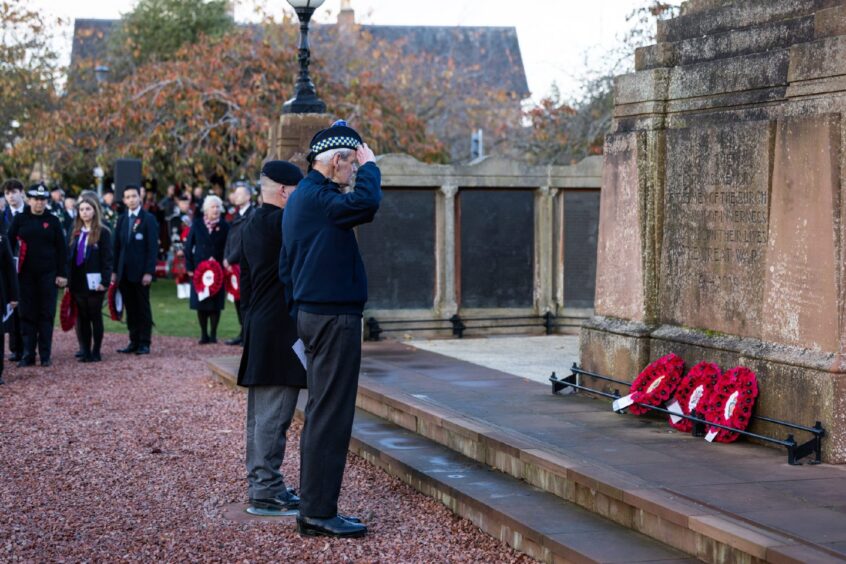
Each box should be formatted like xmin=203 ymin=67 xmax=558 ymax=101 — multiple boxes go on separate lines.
xmin=209 ymin=341 xmax=846 ymax=563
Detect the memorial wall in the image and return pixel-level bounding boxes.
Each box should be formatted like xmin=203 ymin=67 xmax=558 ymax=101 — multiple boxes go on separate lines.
xmin=582 ymin=0 xmax=846 ymax=462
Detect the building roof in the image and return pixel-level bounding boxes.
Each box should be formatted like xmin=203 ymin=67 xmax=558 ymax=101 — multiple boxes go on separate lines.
xmin=70 ymin=17 xmax=529 ymax=99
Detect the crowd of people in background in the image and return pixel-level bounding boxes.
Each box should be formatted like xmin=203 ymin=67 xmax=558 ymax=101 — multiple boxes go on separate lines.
xmin=0 ymin=175 xmax=262 ymax=383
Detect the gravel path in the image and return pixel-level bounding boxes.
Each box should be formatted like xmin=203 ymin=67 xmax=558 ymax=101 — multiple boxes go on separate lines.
xmin=1 ymin=332 xmax=532 ymax=563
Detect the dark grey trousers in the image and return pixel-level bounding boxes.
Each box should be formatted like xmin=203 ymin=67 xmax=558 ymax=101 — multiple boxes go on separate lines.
xmin=246 ymin=385 xmax=300 ymax=499
xmin=297 ymin=311 xmax=362 ymax=518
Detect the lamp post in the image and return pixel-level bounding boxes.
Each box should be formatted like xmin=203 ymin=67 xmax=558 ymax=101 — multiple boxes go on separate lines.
xmin=94 ymin=66 xmax=110 ymax=198
xmin=282 ymin=0 xmax=327 ymax=114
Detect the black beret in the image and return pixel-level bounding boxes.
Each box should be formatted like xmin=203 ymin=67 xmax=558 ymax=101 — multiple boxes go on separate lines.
xmin=261 ymin=161 xmax=303 ymax=186
xmin=307 ymin=120 xmax=362 ymax=162
xmin=27 ymin=184 xmax=50 ymax=199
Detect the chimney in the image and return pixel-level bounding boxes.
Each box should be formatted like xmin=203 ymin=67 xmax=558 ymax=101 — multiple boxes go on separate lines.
xmin=338 ymin=0 xmax=355 ymax=28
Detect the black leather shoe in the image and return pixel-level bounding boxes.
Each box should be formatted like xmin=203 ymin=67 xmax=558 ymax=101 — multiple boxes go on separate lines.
xmin=74 ymin=350 xmax=84 ymax=358
xmin=339 ymin=514 xmax=362 ymax=524
xmin=9 ymin=353 xmax=22 ymax=362
xmin=91 ymin=353 xmax=102 ymax=362
xmin=135 ymin=345 xmax=150 ymax=355
xmin=297 ymin=515 xmax=367 ymax=538
xmin=250 ymin=490 xmax=300 ymax=512
xmin=117 ymin=344 xmax=138 ymax=354
xmin=40 ymin=359 xmax=51 ymax=367
xmin=198 ymin=336 xmax=210 ymax=345
xmin=17 ymin=358 xmax=35 ymax=367
xmin=225 ymin=336 xmax=242 ymax=346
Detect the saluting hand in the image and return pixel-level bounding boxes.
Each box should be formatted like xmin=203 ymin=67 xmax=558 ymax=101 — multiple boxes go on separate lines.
xmin=356 ymin=143 xmax=376 ymax=165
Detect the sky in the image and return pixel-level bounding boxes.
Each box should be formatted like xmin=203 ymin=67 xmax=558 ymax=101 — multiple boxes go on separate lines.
xmin=32 ymin=0 xmax=652 ymax=103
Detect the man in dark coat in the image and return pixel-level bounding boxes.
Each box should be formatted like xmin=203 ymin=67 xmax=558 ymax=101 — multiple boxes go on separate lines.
xmin=280 ymin=121 xmax=381 ymax=538
xmin=112 ymin=185 xmax=158 ymax=355
xmin=0 ymin=230 xmax=20 ymax=383
xmin=237 ymin=161 xmax=306 ymax=514
xmin=222 ymin=181 xmax=255 ymax=346
xmin=1 ymin=179 xmax=27 ymax=362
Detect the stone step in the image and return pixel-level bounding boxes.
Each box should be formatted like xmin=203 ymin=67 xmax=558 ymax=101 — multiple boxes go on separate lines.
xmin=636 ymin=15 xmax=815 ymax=71
xmin=656 ymin=0 xmax=837 ymax=44
xmin=208 ymin=355 xmax=845 ymax=563
xmin=349 ymin=409 xmax=693 ymax=563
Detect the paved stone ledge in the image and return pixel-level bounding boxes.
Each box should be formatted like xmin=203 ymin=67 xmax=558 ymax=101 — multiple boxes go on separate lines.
xmin=208 ymin=345 xmax=846 ymax=563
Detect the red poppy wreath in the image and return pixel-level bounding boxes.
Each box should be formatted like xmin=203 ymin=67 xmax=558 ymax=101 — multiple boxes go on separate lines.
xmin=193 ymin=259 xmax=224 ymax=301
xmin=225 ymin=263 xmax=241 ymax=301
xmin=613 ymin=353 xmax=685 ymax=414
xmin=59 ymin=289 xmax=77 ymax=332
xmin=107 ymin=282 xmax=123 ymax=321
xmin=666 ymin=361 xmax=721 ymax=432
xmin=703 ymin=366 xmax=758 ymax=443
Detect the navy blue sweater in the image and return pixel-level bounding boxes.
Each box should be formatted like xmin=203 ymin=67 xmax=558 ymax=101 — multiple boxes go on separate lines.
xmin=280 ymin=162 xmax=381 ymax=316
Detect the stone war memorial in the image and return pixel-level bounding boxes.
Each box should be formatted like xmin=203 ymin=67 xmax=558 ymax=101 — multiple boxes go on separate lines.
xmin=582 ymin=0 xmax=846 ymax=462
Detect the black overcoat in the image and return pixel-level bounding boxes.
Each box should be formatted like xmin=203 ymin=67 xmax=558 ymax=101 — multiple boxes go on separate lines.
xmin=237 ymin=204 xmax=306 ymax=388
xmin=67 ymin=228 xmax=114 ymax=296
xmin=113 ymin=208 xmax=158 ymax=283
xmin=223 ymin=205 xmax=254 ymax=266
xmin=0 ymin=233 xmax=20 ymax=309
xmin=184 ymin=217 xmax=229 ymax=312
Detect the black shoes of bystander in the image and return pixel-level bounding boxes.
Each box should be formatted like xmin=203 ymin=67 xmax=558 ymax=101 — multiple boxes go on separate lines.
xmin=225 ymin=336 xmax=242 ymax=346
xmin=117 ymin=344 xmax=138 ymax=354
xmin=135 ymin=345 xmax=150 ymax=355
xmin=296 ymin=515 xmax=367 ymax=538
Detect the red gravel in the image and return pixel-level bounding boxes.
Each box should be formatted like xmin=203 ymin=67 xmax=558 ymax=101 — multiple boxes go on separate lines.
xmin=0 ymin=332 xmax=533 ymax=563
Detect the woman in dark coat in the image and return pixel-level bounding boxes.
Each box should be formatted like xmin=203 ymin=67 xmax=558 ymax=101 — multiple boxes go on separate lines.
xmin=67 ymin=194 xmax=113 ymax=362
xmin=184 ymin=195 xmax=229 ymax=344
xmin=0 ymin=231 xmax=20 ymax=384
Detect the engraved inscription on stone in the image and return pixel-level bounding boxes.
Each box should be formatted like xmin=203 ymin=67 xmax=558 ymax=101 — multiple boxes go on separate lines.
xmin=661 ymin=122 xmax=773 ymax=337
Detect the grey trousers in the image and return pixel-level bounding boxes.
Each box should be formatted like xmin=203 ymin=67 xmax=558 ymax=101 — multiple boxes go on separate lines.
xmin=245 ymin=385 xmax=300 ymax=499
xmin=297 ymin=311 xmax=362 ymax=518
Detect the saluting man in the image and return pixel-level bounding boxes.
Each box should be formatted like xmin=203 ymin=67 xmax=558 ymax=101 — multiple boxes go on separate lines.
xmin=237 ymin=162 xmax=306 ymax=514
xmin=280 ymin=121 xmax=381 ymax=538
xmin=8 ymin=184 xmax=68 ymax=367
xmin=112 ymin=185 xmax=158 ymax=355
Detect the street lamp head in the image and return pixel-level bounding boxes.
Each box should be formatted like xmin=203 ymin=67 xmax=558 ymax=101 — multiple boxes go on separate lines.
xmin=286 ymin=0 xmax=326 ymax=9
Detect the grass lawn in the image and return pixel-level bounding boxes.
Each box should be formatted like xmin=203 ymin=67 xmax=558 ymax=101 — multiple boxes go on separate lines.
xmin=58 ymin=279 xmax=241 ymax=339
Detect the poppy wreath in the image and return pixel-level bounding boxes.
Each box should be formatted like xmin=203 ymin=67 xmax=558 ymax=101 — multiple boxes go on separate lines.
xmin=667 ymin=361 xmax=721 ymax=432
xmin=59 ymin=289 xmax=77 ymax=332
xmin=16 ymin=237 xmax=26 ymax=273
xmin=107 ymin=282 xmax=123 ymax=321
xmin=703 ymin=366 xmax=758 ymax=443
xmin=627 ymin=353 xmax=685 ymax=415
xmin=225 ymin=263 xmax=241 ymax=301
xmin=193 ymin=259 xmax=224 ymax=300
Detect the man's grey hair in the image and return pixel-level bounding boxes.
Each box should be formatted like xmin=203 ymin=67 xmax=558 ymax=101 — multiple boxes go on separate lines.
xmin=314 ymin=147 xmax=354 ymax=165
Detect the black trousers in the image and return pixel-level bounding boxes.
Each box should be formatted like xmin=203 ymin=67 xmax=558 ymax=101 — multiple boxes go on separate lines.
xmin=75 ymin=293 xmax=105 ymax=355
xmin=296 ymin=311 xmax=362 ymax=518
xmin=234 ymin=299 xmax=243 ymax=337
xmin=119 ymin=280 xmax=152 ymax=347
xmin=19 ymin=270 xmax=58 ymax=362
xmin=7 ymin=309 xmax=22 ymax=357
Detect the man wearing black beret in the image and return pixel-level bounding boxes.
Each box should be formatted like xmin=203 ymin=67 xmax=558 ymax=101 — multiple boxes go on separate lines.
xmin=280 ymin=120 xmax=380 ymax=538
xmin=237 ymin=161 xmax=307 ymax=515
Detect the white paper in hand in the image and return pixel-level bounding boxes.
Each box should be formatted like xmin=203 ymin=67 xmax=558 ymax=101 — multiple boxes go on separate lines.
xmin=87 ymin=273 xmax=102 ymax=291
xmin=666 ymin=399 xmax=684 ymax=424
xmin=2 ymin=303 xmax=13 ymax=323
xmin=293 ymin=339 xmax=308 ymax=370
xmin=612 ymin=394 xmax=635 ymax=412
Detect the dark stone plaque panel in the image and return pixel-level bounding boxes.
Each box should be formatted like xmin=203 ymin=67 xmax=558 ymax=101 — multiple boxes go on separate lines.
xmin=460 ymin=190 xmax=534 ymax=308
xmin=358 ymin=190 xmax=435 ymax=309
xmin=563 ymin=191 xmax=600 ymax=308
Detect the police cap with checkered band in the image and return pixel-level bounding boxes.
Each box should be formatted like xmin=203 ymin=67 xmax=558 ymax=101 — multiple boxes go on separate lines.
xmin=306 ymin=120 xmax=362 ymax=164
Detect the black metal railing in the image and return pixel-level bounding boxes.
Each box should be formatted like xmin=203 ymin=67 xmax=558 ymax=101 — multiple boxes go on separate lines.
xmin=365 ymin=312 xmax=587 ymax=341
xmin=549 ymin=363 xmax=825 ymax=466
